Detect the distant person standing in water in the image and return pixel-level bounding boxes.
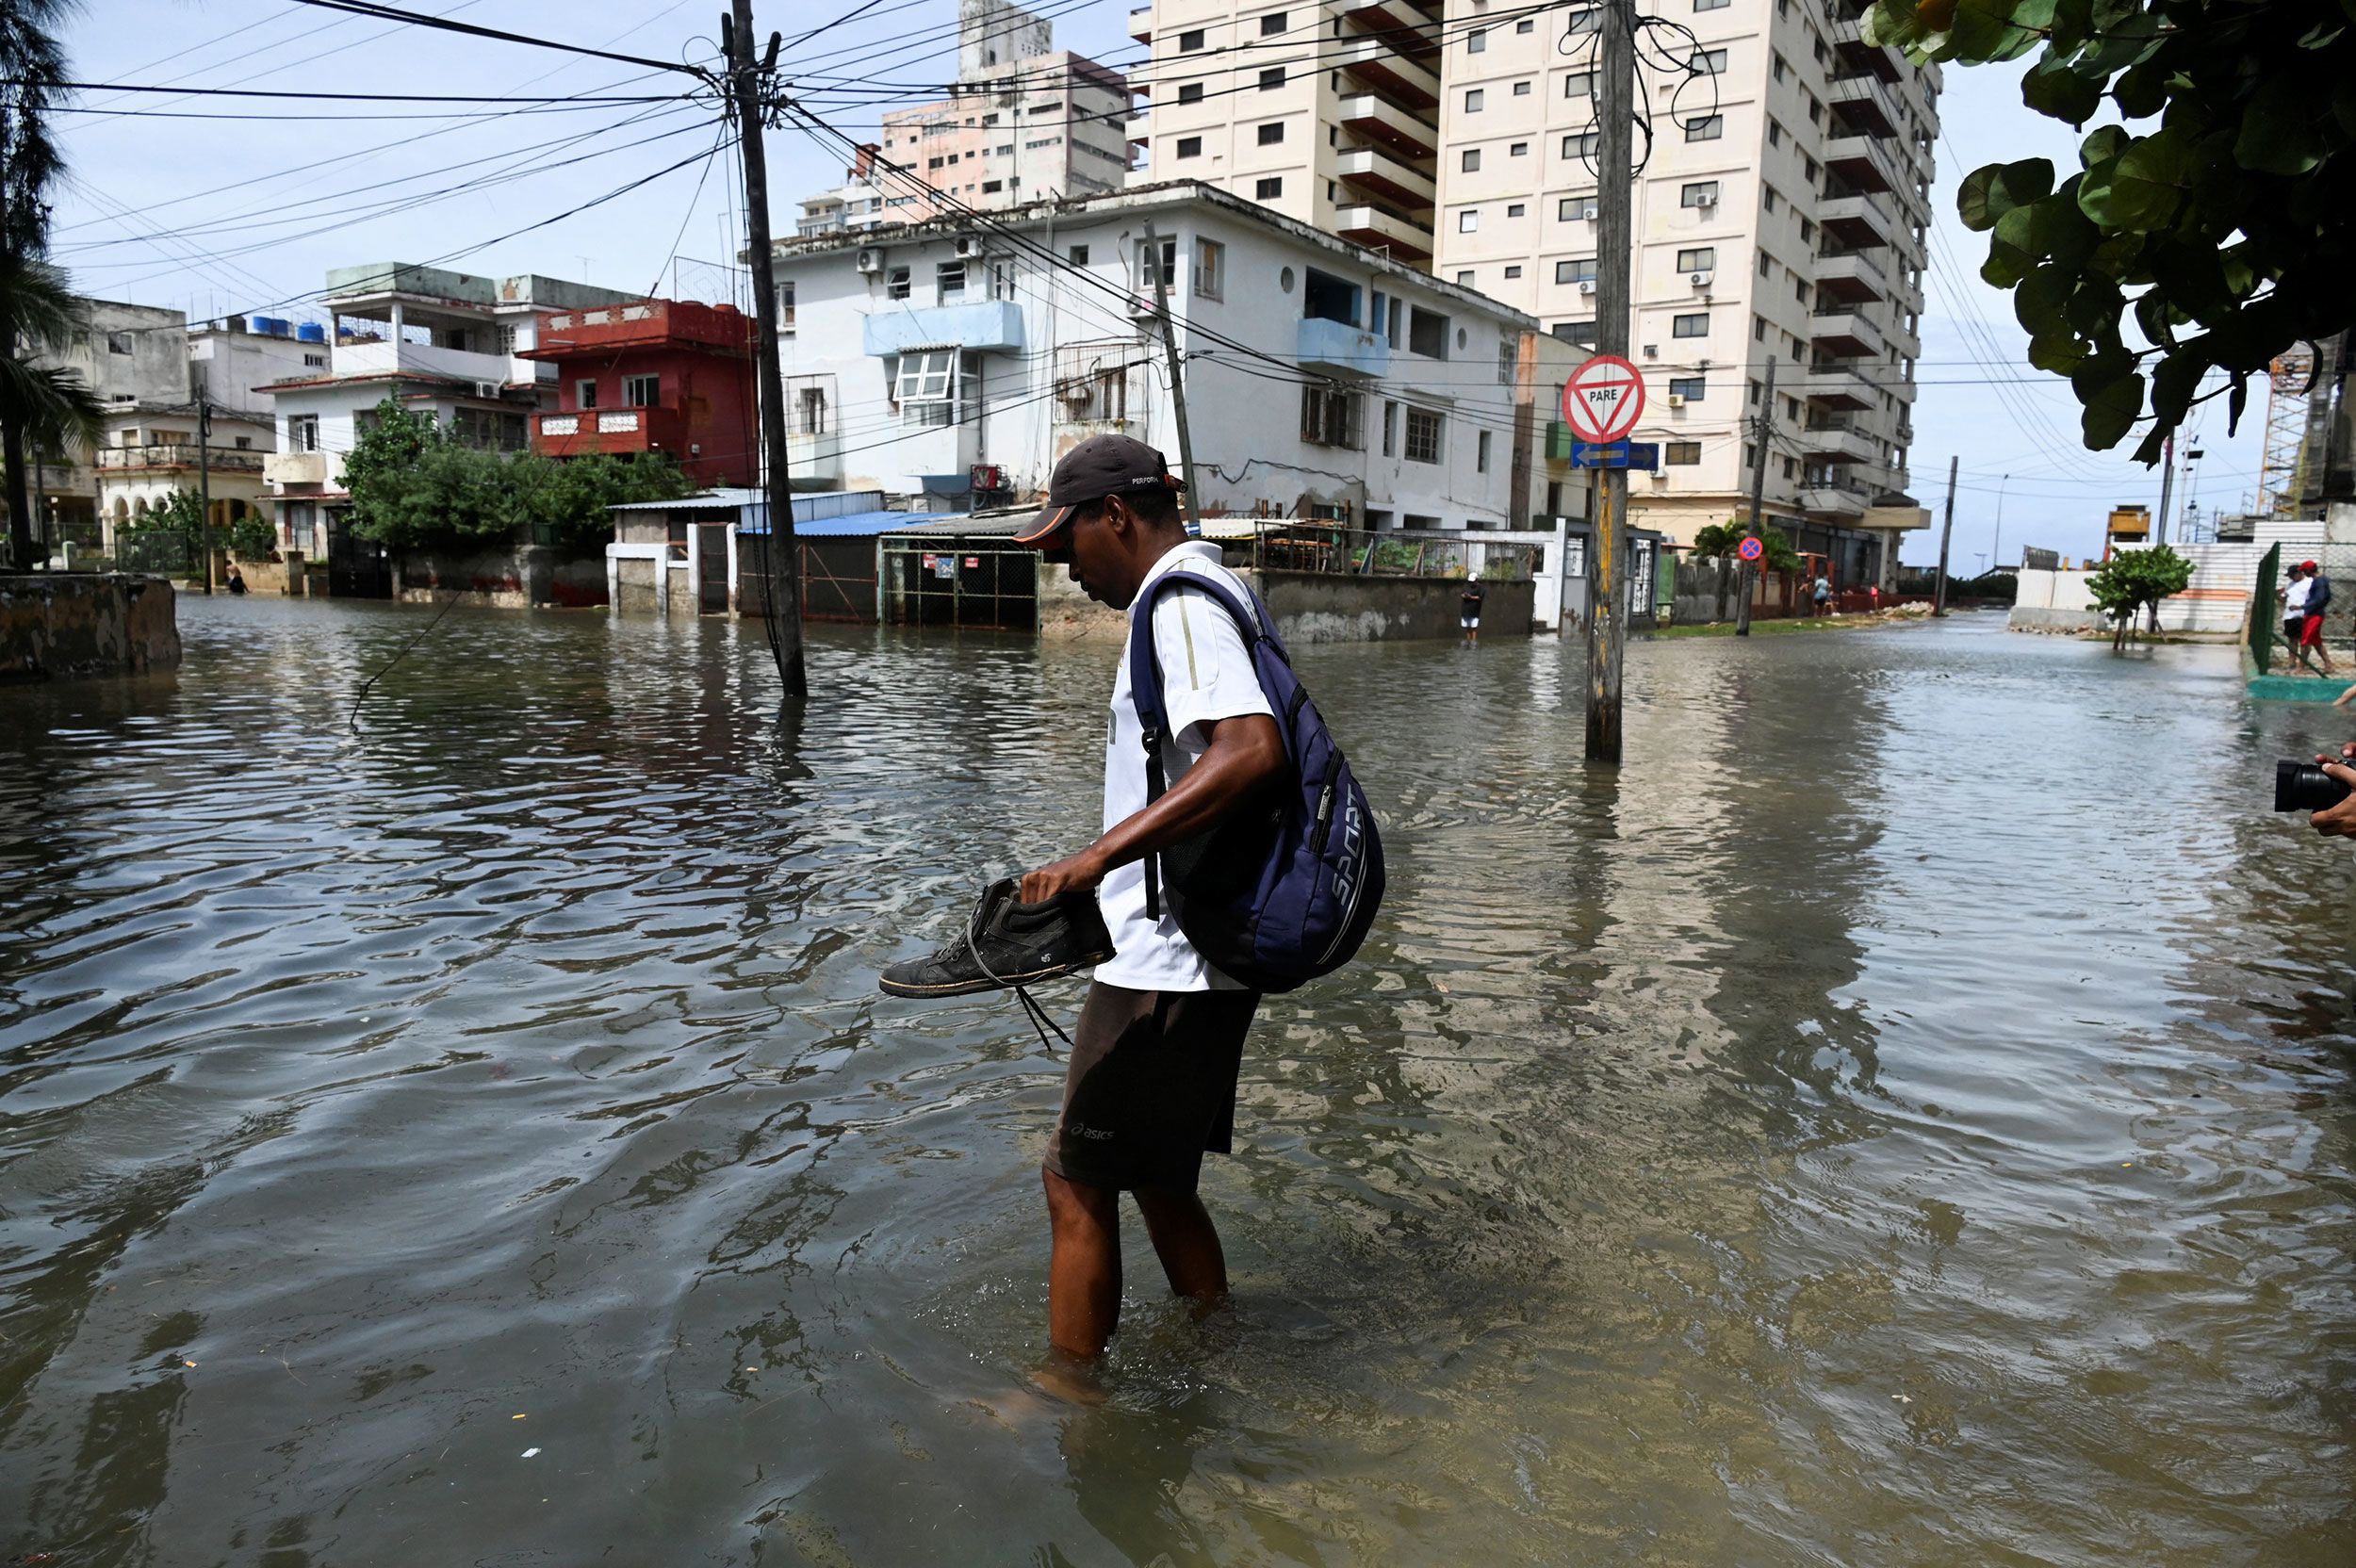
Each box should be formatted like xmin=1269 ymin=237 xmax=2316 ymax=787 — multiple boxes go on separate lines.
xmin=2282 ymin=564 xmax=2312 ymax=673
xmin=2299 ymin=560 xmax=2338 ymax=678
xmin=1812 ymin=571 xmax=1831 ymax=618
xmin=225 ymin=563 xmax=248 ymax=596
xmin=1459 ymin=574 xmax=1484 ymax=645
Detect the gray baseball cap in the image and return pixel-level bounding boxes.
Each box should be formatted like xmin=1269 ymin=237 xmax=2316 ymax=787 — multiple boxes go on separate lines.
xmin=1012 ymin=433 xmax=1183 ymax=547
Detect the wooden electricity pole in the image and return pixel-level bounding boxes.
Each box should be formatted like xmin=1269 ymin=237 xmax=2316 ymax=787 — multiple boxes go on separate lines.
xmin=197 ymin=386 xmax=215 ymax=595
xmin=1583 ymin=0 xmax=1636 ymax=762
xmin=725 ymin=0 xmax=806 ymax=697
xmin=1738 ymin=357 xmax=1774 ymax=636
xmin=1141 ymin=220 xmax=1200 ymax=531
xmin=1934 ymin=453 xmax=1956 ymax=614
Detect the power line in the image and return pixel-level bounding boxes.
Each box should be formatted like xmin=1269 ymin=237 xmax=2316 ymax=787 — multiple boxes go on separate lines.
xmin=26 ymin=79 xmax=686 ymax=104
xmin=285 ymin=0 xmax=714 ymax=79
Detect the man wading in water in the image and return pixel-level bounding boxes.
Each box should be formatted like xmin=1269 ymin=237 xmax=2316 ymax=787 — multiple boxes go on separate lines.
xmin=1010 ymin=434 xmax=1288 ymax=1392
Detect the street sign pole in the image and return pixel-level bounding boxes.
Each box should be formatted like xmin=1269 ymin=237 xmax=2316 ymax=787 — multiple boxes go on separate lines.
xmin=1584 ymin=0 xmax=1636 ymax=763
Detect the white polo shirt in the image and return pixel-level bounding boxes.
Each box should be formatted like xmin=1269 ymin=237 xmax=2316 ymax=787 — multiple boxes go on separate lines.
xmin=1094 ymin=541 xmax=1273 ymax=993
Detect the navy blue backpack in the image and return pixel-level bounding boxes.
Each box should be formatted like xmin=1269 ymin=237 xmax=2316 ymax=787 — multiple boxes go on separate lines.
xmin=1127 ymin=568 xmax=1385 ymax=993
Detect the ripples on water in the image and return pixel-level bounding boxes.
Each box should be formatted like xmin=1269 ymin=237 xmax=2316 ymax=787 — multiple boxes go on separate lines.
xmin=1 ymin=599 xmax=2351 ymax=1564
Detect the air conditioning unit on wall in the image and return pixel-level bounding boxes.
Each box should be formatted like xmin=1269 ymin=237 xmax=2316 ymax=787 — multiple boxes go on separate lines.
xmin=954 ymin=236 xmax=987 ymax=259
xmin=1666 ymin=393 xmax=1687 ymax=408
xmin=474 ymin=381 xmax=502 ymax=399
xmin=1690 ymin=270 xmax=1714 ymax=288
xmin=855 ymin=247 xmax=884 ymax=273
xmin=1579 ymin=280 xmax=1597 ymax=295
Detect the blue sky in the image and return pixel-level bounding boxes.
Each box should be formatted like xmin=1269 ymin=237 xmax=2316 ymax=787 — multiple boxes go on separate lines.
xmin=52 ymin=3 xmax=2260 ymax=568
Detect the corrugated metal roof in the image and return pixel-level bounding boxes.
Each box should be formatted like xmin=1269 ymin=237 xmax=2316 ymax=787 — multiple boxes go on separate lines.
xmin=794 ymin=510 xmax=956 ymax=538
xmin=880 ymin=514 xmax=1033 ymax=537
xmin=605 ymin=487 xmax=889 ymax=518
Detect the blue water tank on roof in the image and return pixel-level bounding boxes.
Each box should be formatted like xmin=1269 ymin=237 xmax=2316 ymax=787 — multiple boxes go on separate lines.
xmin=297 ymin=321 xmax=326 ymax=343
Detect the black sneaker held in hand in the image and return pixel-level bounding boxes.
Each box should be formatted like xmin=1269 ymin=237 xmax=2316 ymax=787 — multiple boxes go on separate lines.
xmin=878 ymin=878 xmax=1114 ymax=998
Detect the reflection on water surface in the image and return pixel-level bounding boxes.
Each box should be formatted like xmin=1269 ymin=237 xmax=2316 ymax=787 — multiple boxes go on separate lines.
xmin=1 ymin=600 xmax=2351 ymax=1564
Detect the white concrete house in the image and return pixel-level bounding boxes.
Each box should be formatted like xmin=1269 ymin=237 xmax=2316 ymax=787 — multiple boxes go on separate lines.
xmin=771 ymin=179 xmax=1568 ymax=533
xmin=259 ymin=263 xmax=632 ymax=558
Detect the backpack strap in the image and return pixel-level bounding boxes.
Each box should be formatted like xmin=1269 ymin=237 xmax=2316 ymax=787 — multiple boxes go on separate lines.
xmin=1125 ymin=566 xmax=1281 ymax=921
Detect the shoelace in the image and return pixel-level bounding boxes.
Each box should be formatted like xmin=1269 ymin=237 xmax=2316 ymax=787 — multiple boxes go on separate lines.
xmin=960 ymin=890 xmax=1074 ymax=1058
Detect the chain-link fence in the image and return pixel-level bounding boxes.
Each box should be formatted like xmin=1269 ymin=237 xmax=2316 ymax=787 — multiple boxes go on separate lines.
xmin=1237 ymin=522 xmax=1537 ymax=581
xmin=114 ymin=531 xmax=198 ymax=579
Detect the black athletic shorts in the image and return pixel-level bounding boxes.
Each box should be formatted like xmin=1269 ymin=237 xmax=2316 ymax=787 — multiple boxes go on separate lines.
xmin=1042 ymin=981 xmax=1261 ymax=1193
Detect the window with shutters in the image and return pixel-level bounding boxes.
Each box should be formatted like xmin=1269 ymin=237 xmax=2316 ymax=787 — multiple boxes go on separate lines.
xmin=1300 ymin=384 xmax=1364 ymax=449
xmin=1403 ymin=407 xmax=1444 ymax=464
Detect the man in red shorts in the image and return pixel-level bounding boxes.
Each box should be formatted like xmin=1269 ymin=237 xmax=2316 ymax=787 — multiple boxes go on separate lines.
xmin=2299 ymin=559 xmax=2338 ymax=678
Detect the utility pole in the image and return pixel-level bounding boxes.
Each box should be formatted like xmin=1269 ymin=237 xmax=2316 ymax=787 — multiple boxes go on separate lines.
xmin=1141 ymin=220 xmax=1200 ymax=532
xmin=1737 ymin=356 xmax=1775 ymax=637
xmin=197 ymin=385 xmax=215 ymax=595
xmin=2152 ymin=433 xmax=2174 ymax=557
xmin=1583 ymin=0 xmax=1635 ymax=762
xmin=725 ymin=1 xmax=807 ymax=697
xmin=1933 ymin=453 xmax=1956 ymax=615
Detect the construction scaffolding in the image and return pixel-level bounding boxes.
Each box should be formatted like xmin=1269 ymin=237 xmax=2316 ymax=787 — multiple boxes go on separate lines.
xmin=2257 ymin=347 xmax=2316 ymax=517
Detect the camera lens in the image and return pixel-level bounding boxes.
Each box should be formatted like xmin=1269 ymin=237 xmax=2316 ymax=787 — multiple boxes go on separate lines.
xmin=2275 ymin=759 xmax=2354 ymax=813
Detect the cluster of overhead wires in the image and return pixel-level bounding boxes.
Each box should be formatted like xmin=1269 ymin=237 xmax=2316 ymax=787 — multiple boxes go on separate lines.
xmin=27 ymin=0 xmax=2225 ymax=553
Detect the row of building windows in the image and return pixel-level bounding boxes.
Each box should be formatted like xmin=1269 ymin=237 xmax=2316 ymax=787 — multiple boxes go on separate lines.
xmin=1172 ymin=9 xmax=1290 ymax=52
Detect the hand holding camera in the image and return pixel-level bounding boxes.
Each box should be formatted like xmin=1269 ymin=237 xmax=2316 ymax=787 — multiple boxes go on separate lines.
xmin=2277 ymin=744 xmax=2356 ymax=835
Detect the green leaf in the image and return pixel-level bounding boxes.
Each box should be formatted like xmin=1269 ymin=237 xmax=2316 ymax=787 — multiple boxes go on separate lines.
xmin=2063 ymin=275 xmax=2124 ymax=336
xmin=2051 ymin=0 xmax=2095 ymax=48
xmin=2133 ymin=288 xmax=2182 ymax=350
xmin=2021 ymin=54 xmax=2105 ymax=124
xmin=2145 ymin=239 xmax=2238 ymax=327
xmin=2078 ymin=125 xmax=2129 ymax=170
xmin=1957 ymin=156 xmax=2054 ymax=230
xmin=2147 ymin=348 xmax=2206 ymax=426
xmin=2079 ymin=369 xmax=2146 ymax=449
xmin=2103 ymin=128 xmax=2197 ymax=232
xmin=2236 ymin=76 xmax=2325 ymax=175
xmin=1951 ymin=0 xmax=2044 ymax=61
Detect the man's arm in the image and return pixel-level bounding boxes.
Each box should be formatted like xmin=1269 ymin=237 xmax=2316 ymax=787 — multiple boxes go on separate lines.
xmin=1021 ymin=714 xmax=1286 ymax=901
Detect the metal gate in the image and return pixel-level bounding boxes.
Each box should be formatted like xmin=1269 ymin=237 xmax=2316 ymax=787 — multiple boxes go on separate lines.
xmin=879 ymin=540 xmax=1038 ymax=629
xmin=326 ymin=514 xmax=390 ymax=599
xmin=801 ymin=539 xmax=880 ymax=623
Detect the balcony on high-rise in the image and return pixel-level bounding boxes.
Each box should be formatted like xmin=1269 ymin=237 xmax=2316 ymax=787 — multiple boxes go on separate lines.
xmin=1336 ymin=143 xmax=1436 ymax=211
xmin=1814 ymin=247 xmax=1890 ymax=304
xmin=1819 ymin=190 xmax=1896 ymax=251
xmin=1826 ymin=73 xmax=1900 ymax=139
xmin=1334 ymin=202 xmax=1433 ymax=261
xmin=1333 ymin=34 xmax=1440 ymax=109
xmin=1338 ymin=92 xmax=1439 ymax=160
xmin=1808 ymin=308 xmax=1885 ymax=359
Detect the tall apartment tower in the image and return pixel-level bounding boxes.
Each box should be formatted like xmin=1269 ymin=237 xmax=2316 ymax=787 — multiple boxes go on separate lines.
xmin=797 ymin=0 xmax=1132 ymax=237
xmin=1433 ymin=0 xmax=1938 ymax=567
xmin=1128 ymin=2 xmax=1445 ymax=264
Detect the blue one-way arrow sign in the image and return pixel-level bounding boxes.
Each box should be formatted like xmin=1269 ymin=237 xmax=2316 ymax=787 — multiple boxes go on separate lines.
xmin=1569 ymin=441 xmax=1660 ymax=469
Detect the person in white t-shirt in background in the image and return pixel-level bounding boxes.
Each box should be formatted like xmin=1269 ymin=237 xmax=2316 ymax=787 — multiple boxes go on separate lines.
xmin=2282 ymin=564 xmax=2312 ymax=673
xmin=1010 ymin=435 xmax=1288 ymax=1388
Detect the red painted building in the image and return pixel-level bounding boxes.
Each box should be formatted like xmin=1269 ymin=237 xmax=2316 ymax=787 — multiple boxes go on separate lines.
xmin=521 ymin=298 xmax=754 ymax=488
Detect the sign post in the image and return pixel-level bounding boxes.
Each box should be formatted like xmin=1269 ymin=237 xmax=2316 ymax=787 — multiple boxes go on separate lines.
xmin=1565 ymin=350 xmax=1646 ymax=757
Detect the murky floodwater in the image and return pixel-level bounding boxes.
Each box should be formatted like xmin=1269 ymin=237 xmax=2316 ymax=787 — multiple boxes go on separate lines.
xmin=2 ymin=598 xmax=2352 ymax=1565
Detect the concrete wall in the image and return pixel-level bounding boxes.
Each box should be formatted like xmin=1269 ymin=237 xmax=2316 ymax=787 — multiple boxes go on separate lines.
xmin=394 ymin=545 xmax=607 ymax=608
xmin=0 ymin=573 xmax=181 ymax=682
xmin=1253 ymin=569 xmax=1533 ymax=643
xmin=222 ymin=551 xmax=306 ymax=596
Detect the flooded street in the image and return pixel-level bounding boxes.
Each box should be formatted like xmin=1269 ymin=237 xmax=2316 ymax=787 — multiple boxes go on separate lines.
xmin=3 ymin=599 xmax=2351 ymax=1564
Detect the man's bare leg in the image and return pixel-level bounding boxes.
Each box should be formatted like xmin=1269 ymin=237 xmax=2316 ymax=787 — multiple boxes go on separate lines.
xmin=1133 ymin=1186 xmax=1228 ymax=1311
xmin=1044 ymin=1168 xmax=1122 ymax=1359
